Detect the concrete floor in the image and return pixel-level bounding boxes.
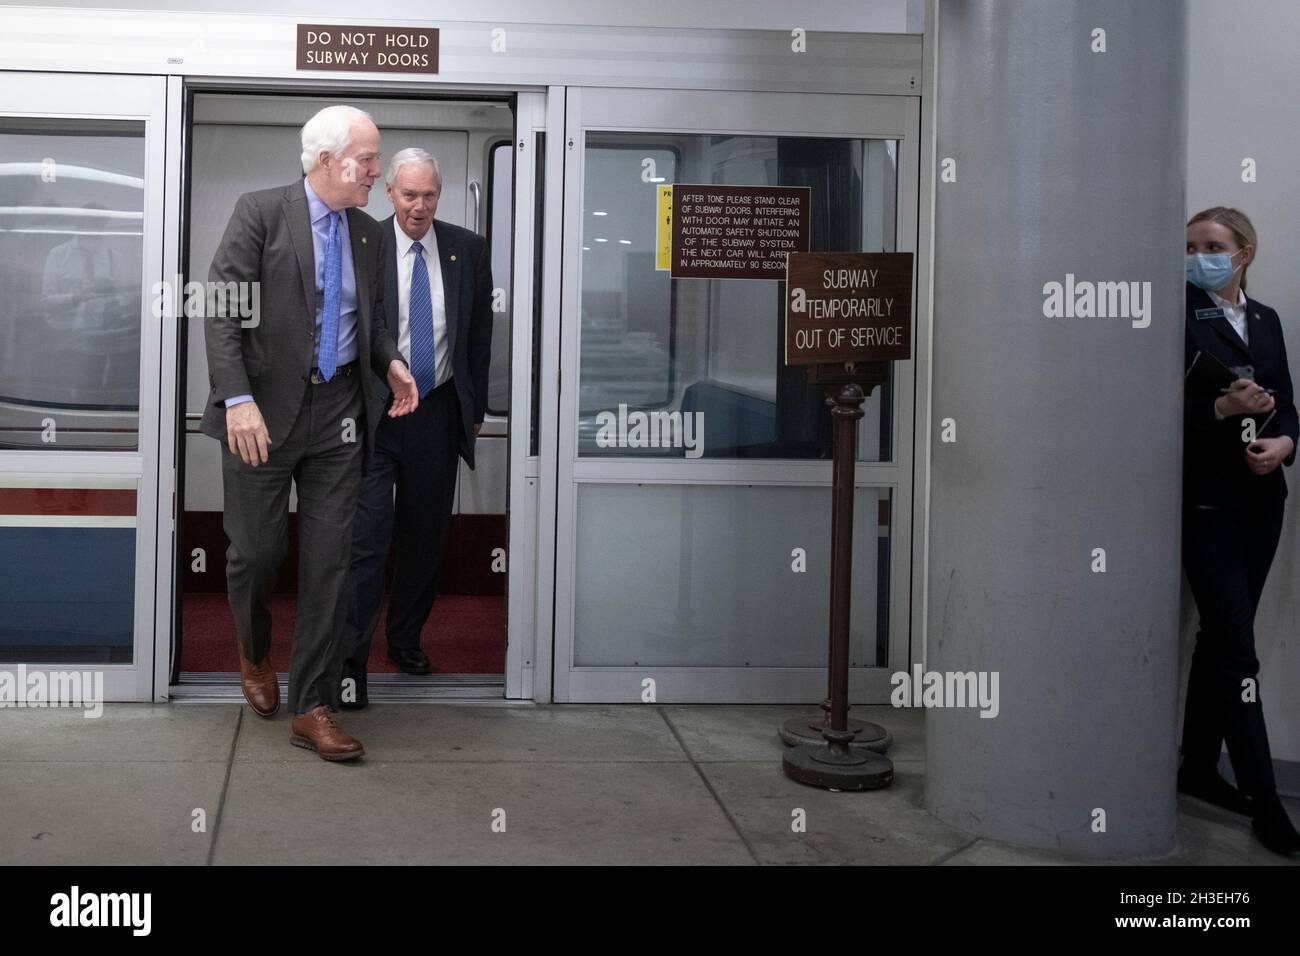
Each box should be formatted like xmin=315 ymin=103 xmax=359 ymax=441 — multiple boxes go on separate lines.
xmin=1 ymin=703 xmax=1296 ymax=865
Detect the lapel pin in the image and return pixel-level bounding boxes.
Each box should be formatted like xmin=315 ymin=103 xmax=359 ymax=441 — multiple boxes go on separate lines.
xmin=450 ymin=254 xmax=457 ymax=261
xmin=362 ymin=236 xmax=367 ymax=244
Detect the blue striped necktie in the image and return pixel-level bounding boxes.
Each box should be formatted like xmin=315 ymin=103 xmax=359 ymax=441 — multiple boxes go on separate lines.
xmin=318 ymin=211 xmax=342 ymax=380
xmin=409 ymin=240 xmax=437 ymax=398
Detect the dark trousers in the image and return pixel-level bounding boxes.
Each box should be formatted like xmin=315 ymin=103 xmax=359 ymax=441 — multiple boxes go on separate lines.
xmin=221 ymin=372 xmax=363 ymax=715
xmin=342 ymin=378 xmax=461 ymax=671
xmin=1180 ymin=498 xmax=1284 ymax=800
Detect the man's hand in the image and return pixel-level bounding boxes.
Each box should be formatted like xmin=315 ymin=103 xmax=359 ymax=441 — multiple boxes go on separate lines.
xmin=387 ymin=360 xmax=419 ymax=417
xmin=226 ymin=401 xmax=271 ymax=466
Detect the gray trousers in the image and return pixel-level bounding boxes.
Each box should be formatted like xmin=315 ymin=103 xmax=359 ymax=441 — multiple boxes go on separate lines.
xmin=221 ymin=372 xmax=364 ymax=715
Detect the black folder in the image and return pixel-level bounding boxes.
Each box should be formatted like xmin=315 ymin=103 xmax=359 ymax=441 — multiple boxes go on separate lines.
xmin=1186 ymin=350 xmax=1277 ymax=438
xmin=1184 ymin=349 xmax=1242 ymax=394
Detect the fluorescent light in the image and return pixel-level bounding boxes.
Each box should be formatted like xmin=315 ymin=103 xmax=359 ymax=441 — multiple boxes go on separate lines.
xmin=0 ymin=163 xmax=144 ymax=189
xmin=593 ymin=237 xmax=608 ymax=243
xmin=591 ymin=210 xmax=608 ymax=216
xmin=618 ymin=239 xmax=631 ymax=244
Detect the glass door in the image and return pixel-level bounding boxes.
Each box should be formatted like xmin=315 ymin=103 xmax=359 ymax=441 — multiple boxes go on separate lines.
xmin=552 ymin=87 xmax=919 ymax=702
xmin=0 ymin=73 xmax=168 ymax=702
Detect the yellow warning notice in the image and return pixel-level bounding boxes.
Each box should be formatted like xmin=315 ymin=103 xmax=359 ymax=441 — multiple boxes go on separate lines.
xmin=655 ymin=184 xmax=672 ymax=271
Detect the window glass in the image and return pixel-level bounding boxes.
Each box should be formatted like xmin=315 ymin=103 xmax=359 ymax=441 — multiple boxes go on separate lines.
xmin=573 ymin=484 xmax=891 ymax=668
xmin=0 ymin=118 xmax=145 ymax=450
xmin=578 ymin=133 xmax=898 ymax=461
xmin=487 ymin=139 xmax=512 ymax=416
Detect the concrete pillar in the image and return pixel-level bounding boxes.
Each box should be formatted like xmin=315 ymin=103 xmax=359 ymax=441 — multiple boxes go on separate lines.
xmin=925 ymin=0 xmax=1187 ymax=857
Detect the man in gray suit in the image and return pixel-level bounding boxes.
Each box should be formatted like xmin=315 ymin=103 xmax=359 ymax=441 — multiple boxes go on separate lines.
xmin=202 ymin=104 xmax=419 ymax=760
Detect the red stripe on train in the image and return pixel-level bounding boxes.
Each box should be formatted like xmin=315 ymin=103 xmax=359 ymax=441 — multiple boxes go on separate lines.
xmin=0 ymin=488 xmax=137 ymax=516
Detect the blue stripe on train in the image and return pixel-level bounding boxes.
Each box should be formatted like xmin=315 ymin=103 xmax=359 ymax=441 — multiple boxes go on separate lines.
xmin=0 ymin=527 xmax=134 ymax=647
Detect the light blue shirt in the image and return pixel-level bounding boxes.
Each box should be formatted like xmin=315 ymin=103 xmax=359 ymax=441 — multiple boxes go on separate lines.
xmin=225 ymin=177 xmax=360 ymax=408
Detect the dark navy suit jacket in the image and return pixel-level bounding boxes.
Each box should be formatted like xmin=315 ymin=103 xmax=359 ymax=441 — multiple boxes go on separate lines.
xmin=1183 ymin=281 xmax=1299 ymax=509
xmin=375 ymin=216 xmax=493 ymax=469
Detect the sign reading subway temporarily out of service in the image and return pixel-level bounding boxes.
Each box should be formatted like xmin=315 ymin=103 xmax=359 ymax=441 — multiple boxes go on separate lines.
xmin=296 ymin=24 xmax=439 ymax=73
xmin=785 ymin=252 xmax=914 ymax=365
xmin=670 ymin=185 xmax=810 ymax=279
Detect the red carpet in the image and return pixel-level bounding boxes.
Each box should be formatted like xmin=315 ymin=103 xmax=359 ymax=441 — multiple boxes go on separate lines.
xmin=181 ymin=593 xmax=505 ymax=674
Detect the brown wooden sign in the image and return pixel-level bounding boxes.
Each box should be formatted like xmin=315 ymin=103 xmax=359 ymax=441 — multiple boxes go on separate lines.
xmin=785 ymin=252 xmax=914 ymax=364
xmin=296 ymin=24 xmax=439 ymax=73
xmin=670 ymin=184 xmax=810 ymax=279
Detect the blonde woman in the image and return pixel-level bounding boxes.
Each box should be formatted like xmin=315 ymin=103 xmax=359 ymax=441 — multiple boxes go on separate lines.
xmin=1180 ymin=206 xmax=1299 ymax=857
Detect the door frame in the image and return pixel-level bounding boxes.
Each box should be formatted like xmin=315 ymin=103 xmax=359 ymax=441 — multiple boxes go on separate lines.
xmin=549 ymin=86 xmax=922 ymax=703
xmin=160 ymin=77 xmax=556 ymax=702
xmin=0 ymin=71 xmax=169 ymax=702
xmin=505 ymin=87 xmax=568 ymax=701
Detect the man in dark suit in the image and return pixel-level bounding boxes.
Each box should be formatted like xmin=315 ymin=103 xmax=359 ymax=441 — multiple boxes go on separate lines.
xmin=339 ymin=147 xmax=493 ymax=706
xmin=202 ymin=105 xmax=419 ymax=759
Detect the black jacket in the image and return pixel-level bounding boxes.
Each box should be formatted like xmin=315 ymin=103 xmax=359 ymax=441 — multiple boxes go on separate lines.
xmin=375 ymin=216 xmax=493 ymax=469
xmin=1183 ymin=282 xmax=1299 ymax=509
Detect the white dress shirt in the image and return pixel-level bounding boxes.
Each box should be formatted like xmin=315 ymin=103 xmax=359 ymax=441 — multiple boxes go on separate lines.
xmin=1208 ymin=286 xmax=1248 ymax=347
xmin=1207 ymin=286 xmax=1250 ymax=422
xmin=393 ymin=217 xmax=451 ymax=389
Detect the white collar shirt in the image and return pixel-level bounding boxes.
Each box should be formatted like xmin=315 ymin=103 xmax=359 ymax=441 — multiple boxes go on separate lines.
xmin=1208 ymin=286 xmax=1248 ymax=347
xmin=392 ymin=217 xmax=451 ymax=388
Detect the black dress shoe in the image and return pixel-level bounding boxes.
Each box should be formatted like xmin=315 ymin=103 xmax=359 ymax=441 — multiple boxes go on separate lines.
xmin=339 ymin=659 xmax=368 ymax=710
xmin=1177 ymin=765 xmax=1253 ymax=816
xmin=1252 ymin=796 xmax=1300 ymax=857
xmin=387 ymin=647 xmax=431 ymax=675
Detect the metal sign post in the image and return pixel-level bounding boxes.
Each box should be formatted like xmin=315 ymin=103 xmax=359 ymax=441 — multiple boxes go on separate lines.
xmin=779 ymin=251 xmax=913 ymax=791
xmin=779 ymin=362 xmax=892 ymax=754
xmin=782 ymin=367 xmax=894 ymax=790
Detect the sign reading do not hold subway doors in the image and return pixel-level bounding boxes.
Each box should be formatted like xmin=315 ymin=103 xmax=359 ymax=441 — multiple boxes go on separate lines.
xmin=296 ymin=24 xmax=440 ymax=73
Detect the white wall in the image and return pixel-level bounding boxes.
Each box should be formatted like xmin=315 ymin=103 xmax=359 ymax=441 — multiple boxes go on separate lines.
xmin=0 ymin=0 xmax=913 ymax=32
xmin=1185 ymin=0 xmax=1300 ymax=771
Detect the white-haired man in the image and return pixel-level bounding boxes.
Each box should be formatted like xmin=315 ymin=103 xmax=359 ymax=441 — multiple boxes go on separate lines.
xmin=339 ymin=147 xmax=493 ymax=705
xmin=201 ymin=104 xmax=420 ymax=759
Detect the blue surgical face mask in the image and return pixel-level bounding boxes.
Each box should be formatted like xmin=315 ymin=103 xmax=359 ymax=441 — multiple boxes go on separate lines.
xmin=1186 ymin=250 xmax=1242 ymax=291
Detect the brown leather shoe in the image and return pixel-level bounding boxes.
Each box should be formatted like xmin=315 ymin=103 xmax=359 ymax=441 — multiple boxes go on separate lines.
xmin=238 ymin=655 xmax=279 ymax=718
xmin=290 ymin=706 xmax=364 ymax=761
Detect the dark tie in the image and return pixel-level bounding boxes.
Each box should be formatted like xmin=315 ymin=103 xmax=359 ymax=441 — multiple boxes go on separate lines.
xmin=409 ymin=240 xmax=437 ymax=397
xmin=318 ymin=211 xmax=342 ymax=380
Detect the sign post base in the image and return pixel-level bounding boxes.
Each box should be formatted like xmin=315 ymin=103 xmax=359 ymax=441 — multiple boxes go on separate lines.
xmin=779 ymin=710 xmax=892 ymax=752
xmin=781 ymin=372 xmax=895 ymax=791
xmin=783 ymin=731 xmax=895 ymax=791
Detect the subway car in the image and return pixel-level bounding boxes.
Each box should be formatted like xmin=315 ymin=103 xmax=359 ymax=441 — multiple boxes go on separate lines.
xmin=0 ymin=3 xmax=920 ymax=707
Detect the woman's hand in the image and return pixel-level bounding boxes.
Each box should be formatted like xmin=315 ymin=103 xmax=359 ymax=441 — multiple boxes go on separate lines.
xmin=1245 ymin=436 xmax=1294 ymax=475
xmin=1216 ymin=378 xmax=1275 ymax=417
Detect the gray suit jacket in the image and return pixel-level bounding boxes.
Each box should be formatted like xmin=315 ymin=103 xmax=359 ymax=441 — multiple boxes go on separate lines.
xmin=200 ymin=180 xmax=403 ymax=455
xmin=377 ymin=216 xmax=493 ymax=469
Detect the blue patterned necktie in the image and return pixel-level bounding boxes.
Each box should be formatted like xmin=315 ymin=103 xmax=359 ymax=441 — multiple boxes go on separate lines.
xmin=318 ymin=211 xmax=342 ymax=380
xmin=408 ymin=240 xmax=437 ymax=398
